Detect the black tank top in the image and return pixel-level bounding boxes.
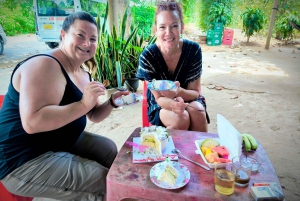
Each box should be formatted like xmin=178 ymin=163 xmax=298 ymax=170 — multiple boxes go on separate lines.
xmin=0 ymin=54 xmax=88 ymax=179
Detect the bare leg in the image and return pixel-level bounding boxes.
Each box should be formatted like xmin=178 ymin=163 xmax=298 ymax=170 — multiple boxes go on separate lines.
xmin=160 ymin=109 xmax=190 ymax=130
xmin=186 ymin=101 xmax=208 ymax=132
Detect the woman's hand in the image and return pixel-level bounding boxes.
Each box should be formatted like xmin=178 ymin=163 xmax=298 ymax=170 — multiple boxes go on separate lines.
xmin=160 ymin=81 xmax=181 ymax=98
xmin=111 ymin=90 xmax=131 ymax=103
xmin=171 ymin=97 xmax=188 ymax=114
xmin=81 ymin=81 xmax=106 ymax=109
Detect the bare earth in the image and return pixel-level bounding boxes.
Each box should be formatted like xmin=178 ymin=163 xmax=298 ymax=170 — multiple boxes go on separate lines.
xmin=0 ymin=27 xmax=299 ymax=200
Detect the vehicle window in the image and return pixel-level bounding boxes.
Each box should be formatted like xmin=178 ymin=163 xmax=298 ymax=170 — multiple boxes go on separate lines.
xmin=37 ymin=0 xmax=75 ymax=16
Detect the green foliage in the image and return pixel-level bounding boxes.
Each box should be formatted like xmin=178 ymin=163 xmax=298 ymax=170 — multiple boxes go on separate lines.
xmin=206 ymin=2 xmax=233 ymax=30
xmin=198 ymin=0 xmax=233 ymax=31
xmin=0 ymin=0 xmax=35 ymax=36
xmin=80 ymin=0 xmax=106 ymax=17
xmin=182 ymin=0 xmax=197 ymax=23
xmin=122 ymin=28 xmax=156 ymax=79
xmin=130 ymin=3 xmax=155 ymax=40
xmin=93 ymin=3 xmax=144 ymax=88
xmin=198 ymin=0 xmax=213 ymax=31
xmin=274 ymin=12 xmax=300 ymax=41
xmin=241 ymin=7 xmax=266 ymax=42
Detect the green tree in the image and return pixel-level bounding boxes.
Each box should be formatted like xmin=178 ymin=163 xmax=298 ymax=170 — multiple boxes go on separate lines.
xmin=0 ymin=0 xmax=35 ymax=36
xmin=274 ymin=11 xmax=300 ymax=42
xmin=241 ymin=7 xmax=266 ymax=42
xmin=198 ymin=0 xmax=233 ymax=31
xmin=206 ymin=1 xmax=233 ymax=30
xmin=131 ymin=4 xmax=155 ymax=40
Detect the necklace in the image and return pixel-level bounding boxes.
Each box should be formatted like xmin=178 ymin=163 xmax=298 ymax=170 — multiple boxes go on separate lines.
xmin=59 ymin=46 xmax=74 ymax=69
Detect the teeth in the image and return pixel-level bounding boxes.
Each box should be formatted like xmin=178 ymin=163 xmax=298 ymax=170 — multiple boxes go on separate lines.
xmin=78 ymin=47 xmax=89 ymax=52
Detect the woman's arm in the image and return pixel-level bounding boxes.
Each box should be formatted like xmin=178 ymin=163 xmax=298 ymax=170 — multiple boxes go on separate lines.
xmin=16 ymin=57 xmax=94 ymax=134
xmin=86 ymin=90 xmax=130 ymax=123
xmin=176 ymin=77 xmax=202 ymax=101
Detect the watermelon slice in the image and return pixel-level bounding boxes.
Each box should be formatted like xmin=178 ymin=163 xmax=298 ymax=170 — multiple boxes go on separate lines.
xmin=200 ymin=139 xmax=220 ymax=148
xmin=211 ymin=146 xmax=229 ymax=158
xmin=216 ymin=158 xmax=231 ymax=163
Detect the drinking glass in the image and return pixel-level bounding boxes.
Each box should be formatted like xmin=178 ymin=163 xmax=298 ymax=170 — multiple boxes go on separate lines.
xmin=232 ymin=156 xmax=252 ymax=187
xmin=214 ymin=163 xmax=236 ymax=195
xmin=241 ymin=155 xmax=265 ymax=173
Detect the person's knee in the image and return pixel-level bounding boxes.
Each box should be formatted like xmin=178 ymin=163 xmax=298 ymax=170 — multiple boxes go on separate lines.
xmin=189 ymin=111 xmax=207 ymax=132
xmin=174 ymin=112 xmax=190 ymax=130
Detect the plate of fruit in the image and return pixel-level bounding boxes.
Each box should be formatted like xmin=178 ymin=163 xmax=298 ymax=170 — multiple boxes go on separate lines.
xmin=195 ymin=138 xmax=231 ymax=168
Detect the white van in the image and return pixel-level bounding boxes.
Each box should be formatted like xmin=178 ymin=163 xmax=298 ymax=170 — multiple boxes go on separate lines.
xmin=0 ymin=24 xmax=7 ymax=55
xmin=32 ymin=0 xmax=106 ymax=49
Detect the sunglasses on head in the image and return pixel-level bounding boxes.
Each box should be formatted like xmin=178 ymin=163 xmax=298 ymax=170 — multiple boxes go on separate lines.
xmin=157 ymin=1 xmax=178 ymax=10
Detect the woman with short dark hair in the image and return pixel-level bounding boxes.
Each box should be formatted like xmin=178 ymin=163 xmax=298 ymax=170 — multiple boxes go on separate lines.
xmin=0 ymin=11 xmax=128 ymax=200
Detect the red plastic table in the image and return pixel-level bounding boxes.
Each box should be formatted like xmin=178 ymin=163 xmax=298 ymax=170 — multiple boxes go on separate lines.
xmin=106 ymin=128 xmax=284 ymax=201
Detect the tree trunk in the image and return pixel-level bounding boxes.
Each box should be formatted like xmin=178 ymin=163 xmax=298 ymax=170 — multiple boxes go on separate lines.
xmin=265 ymin=0 xmax=279 ymax=50
xmin=107 ymin=0 xmax=130 ymax=36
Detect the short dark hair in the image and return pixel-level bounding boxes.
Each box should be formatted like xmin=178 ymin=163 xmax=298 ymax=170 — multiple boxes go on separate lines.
xmin=60 ymin=11 xmax=98 ymax=41
xmin=155 ymin=0 xmax=184 ymax=24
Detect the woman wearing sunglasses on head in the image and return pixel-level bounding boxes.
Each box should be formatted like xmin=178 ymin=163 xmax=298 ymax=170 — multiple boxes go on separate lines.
xmin=137 ymin=0 xmax=210 ymax=132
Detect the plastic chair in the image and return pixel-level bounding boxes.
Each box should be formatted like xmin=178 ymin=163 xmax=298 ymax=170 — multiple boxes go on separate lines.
xmin=0 ymin=94 xmax=4 ymax=108
xmin=0 ymin=95 xmax=34 ymax=201
xmin=142 ymin=82 xmax=152 ymax=127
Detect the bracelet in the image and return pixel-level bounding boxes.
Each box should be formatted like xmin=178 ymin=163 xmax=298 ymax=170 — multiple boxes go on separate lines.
xmin=109 ymin=94 xmax=119 ymax=108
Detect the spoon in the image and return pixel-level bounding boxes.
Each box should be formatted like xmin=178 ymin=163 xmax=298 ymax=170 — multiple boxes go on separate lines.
xmin=172 ymin=148 xmax=210 ymax=171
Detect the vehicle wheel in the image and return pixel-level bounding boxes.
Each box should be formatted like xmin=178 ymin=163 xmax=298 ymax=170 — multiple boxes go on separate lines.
xmin=0 ymin=40 xmax=4 ymax=55
xmin=46 ymin=42 xmax=59 ymax=49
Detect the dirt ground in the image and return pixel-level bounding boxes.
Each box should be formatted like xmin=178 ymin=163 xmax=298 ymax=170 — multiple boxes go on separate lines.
xmin=1 ymin=26 xmax=299 ymax=200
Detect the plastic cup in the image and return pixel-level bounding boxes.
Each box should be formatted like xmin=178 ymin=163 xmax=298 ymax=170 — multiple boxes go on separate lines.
xmin=241 ymin=155 xmax=265 ymax=173
xmin=232 ymin=156 xmax=252 ymax=187
xmin=214 ymin=163 xmax=236 ymax=195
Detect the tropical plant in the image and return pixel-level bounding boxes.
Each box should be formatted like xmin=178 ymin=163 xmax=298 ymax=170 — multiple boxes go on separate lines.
xmin=93 ymin=3 xmax=140 ymax=88
xmin=122 ymin=29 xmax=156 ymax=79
xmin=198 ymin=0 xmax=233 ymax=31
xmin=130 ymin=3 xmax=156 ymax=40
xmin=274 ymin=11 xmax=300 ymax=43
xmin=241 ymin=7 xmax=265 ymax=42
xmin=206 ymin=1 xmax=233 ymax=30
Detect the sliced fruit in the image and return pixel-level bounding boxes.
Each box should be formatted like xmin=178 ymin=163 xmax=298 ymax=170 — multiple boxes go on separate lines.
xmin=201 ymin=139 xmax=220 ymax=148
xmin=205 ymin=152 xmax=219 ymax=163
xmin=212 ymin=146 xmax=229 ymax=158
xmin=201 ymin=146 xmax=208 ymax=154
xmin=216 ymin=158 xmax=231 ymax=163
xmin=204 ymin=149 xmax=212 ymax=157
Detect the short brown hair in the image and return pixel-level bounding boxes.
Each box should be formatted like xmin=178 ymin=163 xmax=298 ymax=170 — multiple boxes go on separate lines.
xmin=155 ymin=0 xmax=184 ymax=24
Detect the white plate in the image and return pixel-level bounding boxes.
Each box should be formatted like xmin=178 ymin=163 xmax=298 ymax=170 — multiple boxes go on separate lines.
xmin=150 ymin=161 xmax=190 ymax=189
xmin=194 ymin=139 xmax=231 ymax=168
xmin=115 ymin=93 xmax=142 ymax=106
xmin=148 ymin=80 xmax=177 ymax=91
xmin=132 ymin=137 xmax=178 ymax=163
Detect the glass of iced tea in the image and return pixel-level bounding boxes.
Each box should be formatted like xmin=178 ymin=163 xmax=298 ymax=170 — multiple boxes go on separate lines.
xmin=214 ymin=163 xmax=236 ymax=195
xmin=232 ymin=156 xmax=252 ymax=187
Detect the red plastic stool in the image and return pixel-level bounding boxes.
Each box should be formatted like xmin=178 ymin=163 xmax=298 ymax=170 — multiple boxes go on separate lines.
xmin=0 ymin=94 xmax=4 ymax=108
xmin=0 ymin=182 xmax=33 ymax=201
xmin=142 ymin=82 xmax=152 ymax=127
xmin=0 ymin=95 xmax=34 ymax=201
